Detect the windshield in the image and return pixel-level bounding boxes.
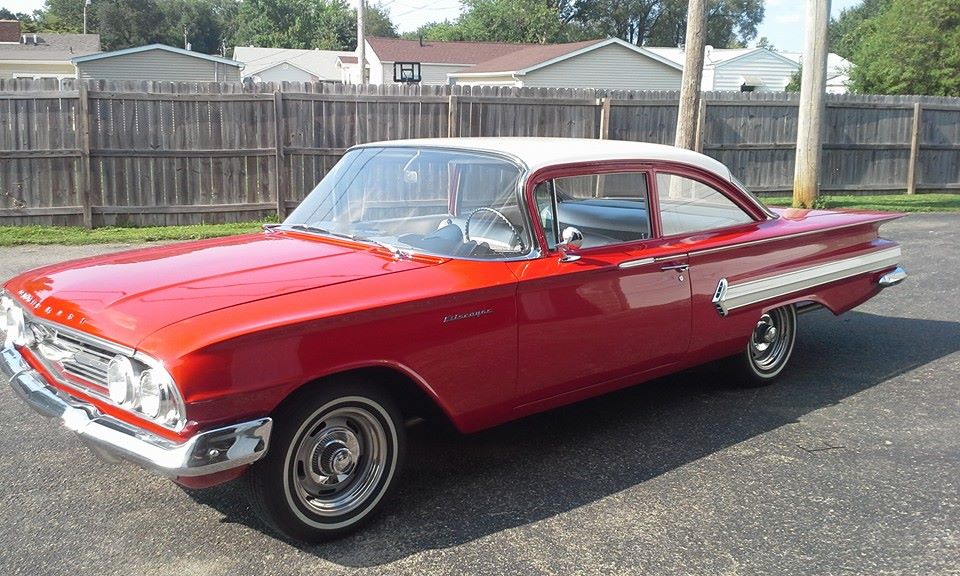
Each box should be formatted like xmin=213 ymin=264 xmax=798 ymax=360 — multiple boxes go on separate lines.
xmin=283 ymin=147 xmax=531 ymax=259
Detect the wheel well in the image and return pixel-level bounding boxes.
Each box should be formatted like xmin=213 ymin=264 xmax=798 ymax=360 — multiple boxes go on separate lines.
xmin=273 ymin=367 xmax=453 ymax=428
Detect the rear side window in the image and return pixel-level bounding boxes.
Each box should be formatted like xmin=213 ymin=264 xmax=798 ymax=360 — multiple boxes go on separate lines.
xmin=655 ymin=173 xmax=754 ymax=236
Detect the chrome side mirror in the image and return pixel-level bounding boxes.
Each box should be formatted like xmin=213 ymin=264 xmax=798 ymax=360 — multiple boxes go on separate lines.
xmin=558 ymin=226 xmax=583 ymax=262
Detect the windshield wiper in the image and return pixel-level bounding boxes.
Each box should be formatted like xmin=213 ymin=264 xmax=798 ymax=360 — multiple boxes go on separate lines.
xmin=357 ymin=238 xmax=412 ymax=260
xmin=279 ymin=223 xmax=355 ymax=239
xmin=279 ymin=224 xmax=412 ymax=259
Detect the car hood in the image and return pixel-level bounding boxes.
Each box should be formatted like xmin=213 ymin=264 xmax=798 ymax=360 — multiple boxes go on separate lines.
xmin=4 ymin=231 xmax=438 ymax=347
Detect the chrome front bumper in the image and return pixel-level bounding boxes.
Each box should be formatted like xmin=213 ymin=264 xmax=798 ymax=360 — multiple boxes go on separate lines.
xmin=1 ymin=345 xmax=272 ymax=478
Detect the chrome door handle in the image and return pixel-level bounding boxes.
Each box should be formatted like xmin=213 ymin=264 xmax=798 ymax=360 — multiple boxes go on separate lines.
xmin=618 ymin=257 xmax=655 ymax=269
xmin=660 ymin=263 xmax=689 ymax=272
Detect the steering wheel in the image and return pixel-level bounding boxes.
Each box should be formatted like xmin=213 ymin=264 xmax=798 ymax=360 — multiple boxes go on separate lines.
xmin=464 ymin=207 xmax=524 ymax=251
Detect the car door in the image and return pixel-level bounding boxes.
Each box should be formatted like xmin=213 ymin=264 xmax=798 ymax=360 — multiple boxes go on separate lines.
xmin=509 ymin=167 xmax=692 ymax=407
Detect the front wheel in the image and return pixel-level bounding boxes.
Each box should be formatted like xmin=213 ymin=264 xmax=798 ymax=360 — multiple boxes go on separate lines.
xmin=244 ymin=381 xmax=405 ymax=542
xmin=730 ymin=304 xmax=798 ymax=387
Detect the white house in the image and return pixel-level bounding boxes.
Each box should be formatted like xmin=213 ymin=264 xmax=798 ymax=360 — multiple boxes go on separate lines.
xmin=646 ymin=46 xmax=852 ymax=93
xmin=232 ymin=46 xmax=353 ymax=83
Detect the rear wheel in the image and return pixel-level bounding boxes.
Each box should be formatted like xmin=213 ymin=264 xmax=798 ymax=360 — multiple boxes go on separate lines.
xmin=731 ymin=304 xmax=798 ymax=386
xmin=244 ymin=381 xmax=405 ymax=542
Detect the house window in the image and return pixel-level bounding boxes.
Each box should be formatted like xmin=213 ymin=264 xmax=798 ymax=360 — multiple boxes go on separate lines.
xmin=739 ymin=75 xmax=763 ymax=92
xmin=393 ymin=62 xmax=421 ymax=83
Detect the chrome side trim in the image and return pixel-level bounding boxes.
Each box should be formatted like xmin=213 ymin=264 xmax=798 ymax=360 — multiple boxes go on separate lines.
xmin=2 ymin=345 xmax=272 ymax=477
xmin=712 ymin=246 xmax=901 ymax=316
xmin=618 ymin=257 xmax=656 ymax=269
xmin=712 ymin=278 xmax=729 ymax=316
xmin=878 ymin=266 xmax=907 ymax=287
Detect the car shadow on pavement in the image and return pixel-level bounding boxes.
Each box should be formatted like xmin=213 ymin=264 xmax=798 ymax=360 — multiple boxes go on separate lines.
xmin=186 ymin=309 xmax=959 ymax=567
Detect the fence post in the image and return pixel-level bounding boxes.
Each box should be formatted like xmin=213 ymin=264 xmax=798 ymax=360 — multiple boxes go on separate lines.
xmin=273 ymin=90 xmax=287 ymax=219
xmin=77 ymin=83 xmax=93 ymax=228
xmin=694 ymin=98 xmax=707 ymax=153
xmin=447 ymin=95 xmax=459 ymax=137
xmin=906 ymin=101 xmax=922 ymax=195
xmin=599 ymin=97 xmax=611 ymax=139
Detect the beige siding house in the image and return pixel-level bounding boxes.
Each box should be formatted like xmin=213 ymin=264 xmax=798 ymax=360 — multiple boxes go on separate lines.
xmin=0 ymin=20 xmax=100 ymax=81
xmin=452 ymin=38 xmax=682 ymax=90
xmin=73 ymin=44 xmax=242 ymax=82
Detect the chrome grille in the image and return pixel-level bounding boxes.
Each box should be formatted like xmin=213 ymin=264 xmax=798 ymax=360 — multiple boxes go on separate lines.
xmin=26 ymin=318 xmax=129 ymax=394
xmin=56 ymin=331 xmax=113 ymax=386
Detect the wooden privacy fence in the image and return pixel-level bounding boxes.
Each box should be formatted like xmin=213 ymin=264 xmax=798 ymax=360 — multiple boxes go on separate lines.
xmin=1 ymin=78 xmax=959 ymax=227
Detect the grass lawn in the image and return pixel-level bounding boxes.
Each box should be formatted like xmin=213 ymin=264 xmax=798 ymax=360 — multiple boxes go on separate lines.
xmin=0 ymin=221 xmax=265 ymax=246
xmin=760 ymin=193 xmax=960 ymax=212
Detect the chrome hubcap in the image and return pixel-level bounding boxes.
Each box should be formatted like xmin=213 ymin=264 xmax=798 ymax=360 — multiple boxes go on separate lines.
xmin=750 ymin=308 xmax=794 ymax=373
xmin=753 ymin=315 xmax=778 ymax=352
xmin=289 ymin=405 xmax=388 ymax=518
xmin=311 ymin=427 xmax=359 ymax=480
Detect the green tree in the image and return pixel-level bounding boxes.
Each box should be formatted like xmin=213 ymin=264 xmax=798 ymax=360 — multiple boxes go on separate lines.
xmin=160 ymin=0 xmax=239 ymax=55
xmin=366 ymin=3 xmax=399 ymax=38
xmin=785 ymin=66 xmax=801 ymax=92
xmin=0 ymin=9 xmax=41 ymax=32
xmin=38 ymin=0 xmax=87 ymax=33
xmin=94 ymin=0 xmax=169 ymax=50
xmin=849 ymin=0 xmax=960 ymax=96
xmin=233 ymin=0 xmax=398 ymax=50
xmin=574 ymin=0 xmax=763 ymax=47
xmin=412 ymin=0 xmax=591 ymax=44
xmin=755 ymin=36 xmax=775 ymax=51
xmin=828 ymin=0 xmax=892 ymax=59
xmin=458 ymin=0 xmax=586 ymax=43
xmin=406 ymin=20 xmax=464 ymax=41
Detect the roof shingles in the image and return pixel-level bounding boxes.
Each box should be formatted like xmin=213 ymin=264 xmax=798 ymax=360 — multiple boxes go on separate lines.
xmin=459 ymin=40 xmax=602 ymax=74
xmin=0 ymin=32 xmax=100 ymax=61
xmin=366 ymin=37 xmax=537 ymax=65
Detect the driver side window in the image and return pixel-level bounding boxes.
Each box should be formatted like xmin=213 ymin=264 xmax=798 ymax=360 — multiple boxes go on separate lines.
xmin=536 ymin=172 xmax=651 ymax=249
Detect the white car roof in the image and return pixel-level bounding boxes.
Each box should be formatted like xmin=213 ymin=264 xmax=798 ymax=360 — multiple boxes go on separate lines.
xmin=354 ymin=137 xmax=733 ymax=181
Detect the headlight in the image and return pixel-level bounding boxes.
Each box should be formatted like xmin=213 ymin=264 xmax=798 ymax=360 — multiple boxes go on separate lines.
xmin=134 ymin=357 xmax=186 ymax=430
xmin=107 ymin=355 xmax=138 ymax=405
xmin=109 ymin=353 xmax=186 ymax=431
xmin=138 ymin=368 xmax=178 ymax=422
xmin=2 ymin=296 xmax=32 ymax=348
xmin=0 ymin=293 xmax=11 ymax=332
xmin=139 ymin=369 xmax=162 ymax=418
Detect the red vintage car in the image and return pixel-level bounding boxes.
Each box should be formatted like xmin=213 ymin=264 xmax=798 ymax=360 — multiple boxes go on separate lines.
xmin=1 ymin=138 xmax=905 ymax=541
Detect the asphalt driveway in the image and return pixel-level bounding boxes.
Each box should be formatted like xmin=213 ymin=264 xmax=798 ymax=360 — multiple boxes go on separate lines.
xmin=0 ymin=213 xmax=957 ymax=576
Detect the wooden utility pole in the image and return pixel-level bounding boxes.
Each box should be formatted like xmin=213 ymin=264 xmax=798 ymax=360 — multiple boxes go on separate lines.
xmin=906 ymin=101 xmax=922 ymax=195
xmin=793 ymin=0 xmax=831 ymax=208
xmin=357 ymin=0 xmax=368 ymax=84
xmin=675 ymin=0 xmax=706 ymax=150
